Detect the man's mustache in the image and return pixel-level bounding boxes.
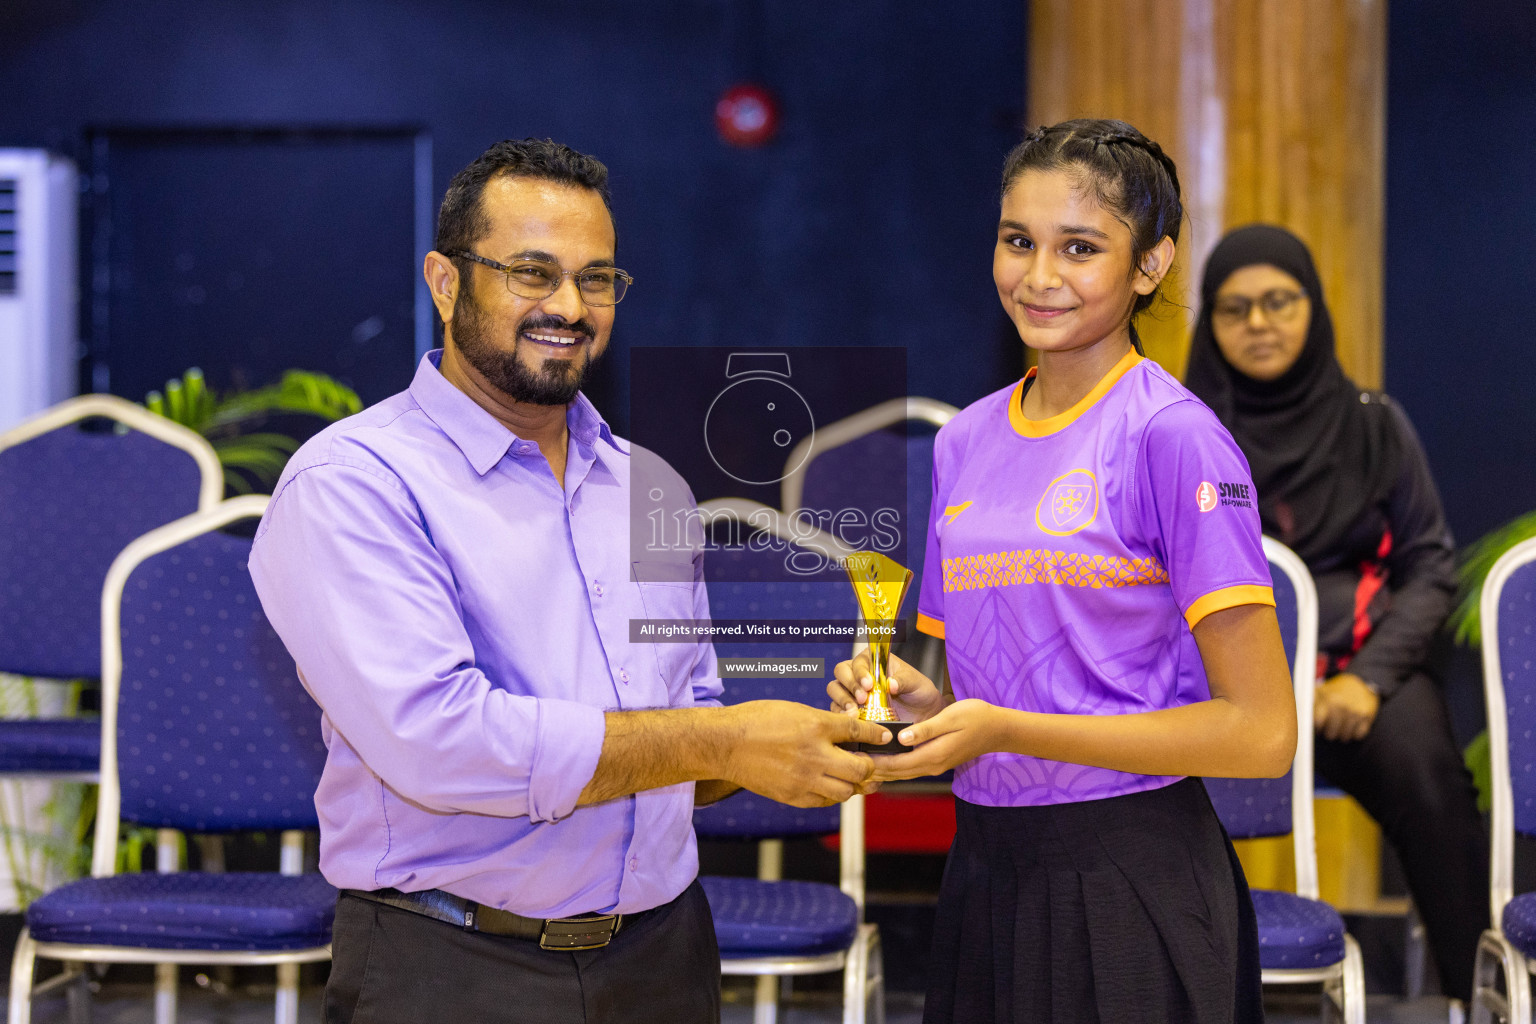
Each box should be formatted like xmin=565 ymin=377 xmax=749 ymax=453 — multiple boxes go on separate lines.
xmin=518 ymin=314 xmax=597 ymax=343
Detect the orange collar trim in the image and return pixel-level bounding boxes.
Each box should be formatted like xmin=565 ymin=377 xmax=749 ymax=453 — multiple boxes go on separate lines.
xmin=1008 ymin=349 xmax=1144 ymax=438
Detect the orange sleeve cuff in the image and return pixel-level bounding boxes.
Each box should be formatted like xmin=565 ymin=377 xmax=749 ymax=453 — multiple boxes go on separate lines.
xmin=915 ymin=612 xmax=946 ymax=639
xmin=1183 ymin=584 xmax=1275 ymax=630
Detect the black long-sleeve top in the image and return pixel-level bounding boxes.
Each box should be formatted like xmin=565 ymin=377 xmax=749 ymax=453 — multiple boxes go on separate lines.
xmin=1301 ymin=398 xmax=1456 ymax=700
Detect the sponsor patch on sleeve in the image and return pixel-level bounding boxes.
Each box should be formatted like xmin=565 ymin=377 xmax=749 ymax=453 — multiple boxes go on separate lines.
xmin=1197 ymin=480 xmax=1252 ymax=512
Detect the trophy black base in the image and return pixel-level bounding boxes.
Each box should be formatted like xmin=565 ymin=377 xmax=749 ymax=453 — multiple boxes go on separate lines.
xmin=840 ymin=721 xmax=914 ymax=754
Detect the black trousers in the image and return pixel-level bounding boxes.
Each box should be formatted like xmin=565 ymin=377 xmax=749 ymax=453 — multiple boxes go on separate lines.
xmin=324 ymin=880 xmax=721 ymax=1024
xmin=1315 ymin=671 xmax=1489 ymax=1002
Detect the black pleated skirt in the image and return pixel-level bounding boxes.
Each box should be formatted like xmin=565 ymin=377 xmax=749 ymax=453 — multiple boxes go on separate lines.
xmin=923 ymin=777 xmax=1263 ymax=1024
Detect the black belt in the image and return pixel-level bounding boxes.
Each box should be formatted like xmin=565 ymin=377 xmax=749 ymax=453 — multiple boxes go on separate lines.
xmin=344 ymin=887 xmax=624 ymax=951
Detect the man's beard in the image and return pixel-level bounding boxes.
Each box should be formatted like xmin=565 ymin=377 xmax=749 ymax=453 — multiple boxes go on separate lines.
xmin=451 ymin=287 xmax=602 ymax=406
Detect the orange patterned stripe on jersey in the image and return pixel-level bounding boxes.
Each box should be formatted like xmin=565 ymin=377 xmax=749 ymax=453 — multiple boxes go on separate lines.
xmin=942 ymin=549 xmax=1169 ymax=592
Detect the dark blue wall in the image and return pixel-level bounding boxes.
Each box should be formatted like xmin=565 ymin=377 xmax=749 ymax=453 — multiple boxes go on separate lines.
xmin=0 ymin=0 xmax=1027 ymax=433
xmin=1386 ymin=0 xmax=1536 ymax=546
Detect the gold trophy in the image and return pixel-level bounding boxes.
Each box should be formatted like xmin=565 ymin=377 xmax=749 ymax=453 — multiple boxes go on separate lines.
xmin=843 ymin=550 xmax=915 ymax=753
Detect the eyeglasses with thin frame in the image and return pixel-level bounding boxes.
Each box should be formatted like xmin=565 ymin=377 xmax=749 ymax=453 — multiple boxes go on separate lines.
xmin=1212 ymin=288 xmax=1306 ymax=327
xmin=445 ymin=250 xmax=633 ymax=306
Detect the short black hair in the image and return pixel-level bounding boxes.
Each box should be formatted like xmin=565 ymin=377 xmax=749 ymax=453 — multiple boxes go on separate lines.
xmin=1001 ymin=119 xmax=1182 ymax=319
xmin=434 ymin=138 xmax=614 ymax=272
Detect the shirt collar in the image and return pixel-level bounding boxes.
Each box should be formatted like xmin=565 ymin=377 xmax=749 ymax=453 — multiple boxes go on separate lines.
xmin=409 ymin=350 xmax=615 ymax=476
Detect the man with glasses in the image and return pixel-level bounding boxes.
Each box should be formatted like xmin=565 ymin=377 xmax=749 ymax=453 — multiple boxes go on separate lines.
xmin=250 ymin=139 xmax=887 ymax=1023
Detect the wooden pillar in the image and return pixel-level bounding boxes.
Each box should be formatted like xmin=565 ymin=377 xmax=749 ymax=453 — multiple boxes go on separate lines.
xmin=1027 ymin=0 xmax=1386 ymax=386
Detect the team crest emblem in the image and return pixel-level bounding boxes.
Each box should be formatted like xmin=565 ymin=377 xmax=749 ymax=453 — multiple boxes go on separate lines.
xmin=1196 ymin=481 xmax=1218 ymax=513
xmin=1035 ymin=468 xmax=1099 ymax=536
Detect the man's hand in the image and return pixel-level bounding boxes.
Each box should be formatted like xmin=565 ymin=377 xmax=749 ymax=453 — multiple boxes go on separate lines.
xmin=1314 ymin=673 xmax=1380 ymax=743
xmin=828 ymin=649 xmax=949 ymax=723
xmin=722 ymin=701 xmax=890 ymax=807
xmin=866 ymin=698 xmax=1001 ymax=781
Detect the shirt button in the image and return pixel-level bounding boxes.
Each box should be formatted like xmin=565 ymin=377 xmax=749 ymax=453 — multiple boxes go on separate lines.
xmin=593 ymin=582 xmax=604 ymax=596
xmin=630 ymin=856 xmax=639 ymax=871
xmin=619 ymin=669 xmax=630 ymax=684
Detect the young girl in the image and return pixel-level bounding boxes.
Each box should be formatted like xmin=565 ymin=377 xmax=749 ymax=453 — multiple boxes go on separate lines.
xmin=831 ymin=119 xmax=1297 ymax=1024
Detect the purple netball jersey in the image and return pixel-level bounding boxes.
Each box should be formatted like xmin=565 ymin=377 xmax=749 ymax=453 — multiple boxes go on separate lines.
xmin=915 ymin=349 xmax=1274 ymax=807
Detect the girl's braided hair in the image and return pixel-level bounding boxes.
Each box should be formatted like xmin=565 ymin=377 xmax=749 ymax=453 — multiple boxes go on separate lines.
xmin=1003 ymin=119 xmax=1183 ymax=318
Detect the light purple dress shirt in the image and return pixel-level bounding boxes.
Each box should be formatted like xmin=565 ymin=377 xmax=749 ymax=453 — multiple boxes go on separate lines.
xmin=249 ymin=351 xmax=720 ymax=918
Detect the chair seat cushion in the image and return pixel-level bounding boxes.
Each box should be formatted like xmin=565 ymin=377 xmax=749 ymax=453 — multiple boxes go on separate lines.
xmin=1502 ymin=892 xmax=1536 ymax=957
xmin=700 ymin=876 xmax=858 ymax=956
xmin=27 ymin=872 xmax=337 ymax=951
xmin=1250 ymin=889 xmax=1347 ymax=969
xmin=0 ymin=720 xmax=99 ymax=773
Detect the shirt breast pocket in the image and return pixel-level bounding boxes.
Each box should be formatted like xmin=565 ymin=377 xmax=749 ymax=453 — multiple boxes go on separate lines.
xmin=632 ymin=561 xmax=702 ymax=705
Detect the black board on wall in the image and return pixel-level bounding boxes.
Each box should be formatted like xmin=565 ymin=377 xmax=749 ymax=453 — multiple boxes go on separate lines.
xmin=84 ymin=127 xmax=430 ymax=407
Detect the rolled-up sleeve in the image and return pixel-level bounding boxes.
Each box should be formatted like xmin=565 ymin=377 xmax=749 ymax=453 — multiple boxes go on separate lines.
xmin=250 ymin=459 xmax=606 ymax=820
xmin=529 ymin=698 xmax=607 ymax=822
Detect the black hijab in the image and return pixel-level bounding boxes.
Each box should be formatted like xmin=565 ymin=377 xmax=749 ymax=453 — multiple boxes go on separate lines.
xmin=1184 ymin=224 xmax=1401 ymax=564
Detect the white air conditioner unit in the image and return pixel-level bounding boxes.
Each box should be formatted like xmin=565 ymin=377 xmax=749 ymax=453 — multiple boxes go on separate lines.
xmin=0 ymin=149 xmax=77 ymax=434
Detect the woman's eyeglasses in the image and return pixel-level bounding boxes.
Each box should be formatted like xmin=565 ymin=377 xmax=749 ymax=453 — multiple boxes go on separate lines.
xmin=1212 ymin=288 xmax=1305 ymax=327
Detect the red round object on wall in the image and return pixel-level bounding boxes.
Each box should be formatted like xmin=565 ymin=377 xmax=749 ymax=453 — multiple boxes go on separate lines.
xmin=715 ymin=83 xmax=779 ymax=148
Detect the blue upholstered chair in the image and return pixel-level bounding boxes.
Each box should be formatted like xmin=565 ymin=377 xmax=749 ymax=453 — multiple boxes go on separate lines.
xmin=0 ymin=394 xmax=222 ymax=780
xmin=693 ymin=497 xmax=884 ymax=1024
xmin=7 ymin=496 xmax=334 ymax=1024
xmin=1204 ymin=536 xmax=1365 ymax=1024
xmin=1471 ymin=538 xmax=1536 ymax=1024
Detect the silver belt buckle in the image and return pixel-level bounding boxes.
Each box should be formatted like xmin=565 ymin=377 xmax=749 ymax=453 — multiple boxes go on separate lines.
xmin=539 ymin=914 xmax=621 ymax=951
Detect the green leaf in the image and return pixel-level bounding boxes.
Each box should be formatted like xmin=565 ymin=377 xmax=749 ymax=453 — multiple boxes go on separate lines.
xmin=1465 ymin=729 xmax=1492 ymax=816
xmin=144 ymin=370 xmax=219 ymax=432
xmin=164 ymin=379 xmax=186 ymax=426
xmin=182 ymin=367 xmax=216 ymax=427
xmin=1452 ymin=510 xmax=1536 ymax=646
xmin=212 ymin=433 xmax=301 ymax=492
xmin=207 ymin=370 xmax=362 ymax=428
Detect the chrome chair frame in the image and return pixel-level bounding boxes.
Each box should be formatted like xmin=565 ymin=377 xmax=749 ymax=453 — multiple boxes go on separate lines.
xmin=1471 ymin=537 xmax=1536 ymax=1024
xmin=1256 ymin=537 xmax=1366 ymax=1023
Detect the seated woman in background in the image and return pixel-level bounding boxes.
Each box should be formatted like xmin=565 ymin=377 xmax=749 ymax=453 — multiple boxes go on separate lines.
xmin=1184 ymin=223 xmax=1488 ymax=1004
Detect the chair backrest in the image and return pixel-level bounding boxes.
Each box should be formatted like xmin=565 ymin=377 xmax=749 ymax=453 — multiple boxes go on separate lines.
xmin=1203 ymin=537 xmax=1320 ymax=899
xmin=0 ymin=395 xmax=223 ymax=679
xmin=91 ymin=496 xmax=327 ymax=877
xmin=779 ymin=397 xmax=957 ymax=610
xmin=1482 ymin=537 xmax=1536 ymax=925
xmin=692 ymin=498 xmax=869 ymax=907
